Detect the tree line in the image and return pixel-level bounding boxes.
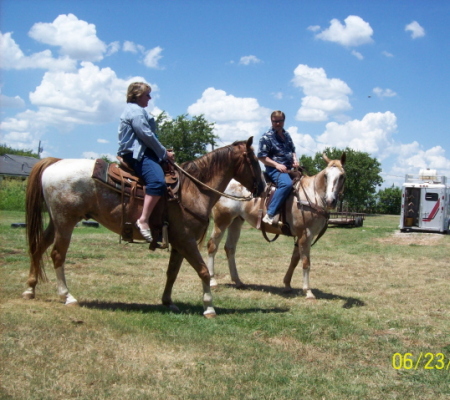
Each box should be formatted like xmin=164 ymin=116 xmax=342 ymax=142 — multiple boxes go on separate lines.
xmin=0 ymin=144 xmax=39 ymax=158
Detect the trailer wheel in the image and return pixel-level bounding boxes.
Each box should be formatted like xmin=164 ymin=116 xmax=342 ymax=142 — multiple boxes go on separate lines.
xmin=355 ymin=216 xmax=363 ymax=227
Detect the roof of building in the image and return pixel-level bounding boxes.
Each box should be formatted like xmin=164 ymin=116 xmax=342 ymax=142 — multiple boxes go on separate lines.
xmin=0 ymin=154 xmax=40 ymax=177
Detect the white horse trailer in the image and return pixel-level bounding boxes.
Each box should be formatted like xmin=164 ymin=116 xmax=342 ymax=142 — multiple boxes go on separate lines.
xmin=400 ymin=169 xmax=450 ymax=233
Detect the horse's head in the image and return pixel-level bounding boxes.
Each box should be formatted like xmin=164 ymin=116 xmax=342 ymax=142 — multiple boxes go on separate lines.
xmin=322 ymin=152 xmax=346 ymax=209
xmin=233 ymin=137 xmax=266 ymax=197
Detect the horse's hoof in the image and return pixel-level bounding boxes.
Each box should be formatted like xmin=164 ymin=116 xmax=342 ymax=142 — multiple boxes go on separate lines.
xmin=22 ymin=292 xmax=35 ymax=300
xmin=66 ymin=301 xmax=79 ymax=307
xmin=283 ymin=286 xmax=293 ymax=293
xmin=168 ymin=304 xmax=180 ymax=313
xmin=210 ymin=277 xmax=218 ymax=287
xmin=203 ymin=311 xmax=217 ymax=319
xmin=234 ymin=282 xmax=246 ymax=289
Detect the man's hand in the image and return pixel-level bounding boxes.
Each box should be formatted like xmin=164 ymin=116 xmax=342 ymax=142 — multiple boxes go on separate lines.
xmin=276 ymin=163 xmax=288 ymax=173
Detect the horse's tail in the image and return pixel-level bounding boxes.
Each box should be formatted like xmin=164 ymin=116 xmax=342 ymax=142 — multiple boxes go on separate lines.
xmin=26 ymin=157 xmax=61 ymax=283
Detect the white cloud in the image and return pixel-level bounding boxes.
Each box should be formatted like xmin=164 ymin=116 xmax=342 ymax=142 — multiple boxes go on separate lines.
xmin=382 ymin=51 xmax=394 ymax=58
xmin=239 ymin=55 xmax=261 ymax=65
xmin=123 ymin=41 xmax=141 ymax=53
xmin=97 ymin=139 xmax=109 ymax=144
xmin=389 ymin=144 xmax=450 ymax=182
xmin=315 ymin=15 xmax=374 ymax=47
xmin=373 ymin=87 xmax=397 ymax=98
xmin=28 ymin=14 xmax=107 ymax=62
xmin=28 ymin=62 xmax=126 ymax=123
xmin=307 ymin=25 xmax=321 ymax=32
xmin=82 ymin=150 xmax=116 ymax=160
xmin=316 ymin=111 xmax=398 ymax=158
xmin=187 ymin=88 xmax=270 ymax=144
xmin=121 ymin=41 xmax=163 ymax=68
xmin=0 ymin=93 xmax=26 ymax=108
xmin=0 ymin=110 xmax=47 ymax=153
xmin=0 ymin=62 xmax=158 ymax=152
xmin=106 ymin=41 xmax=120 ymax=56
xmin=287 ymin=126 xmax=321 ymax=157
xmin=405 ymin=21 xmax=425 ymax=39
xmin=272 ymin=92 xmax=283 ymax=100
xmin=0 ymin=32 xmax=76 ymax=71
xmin=292 ymin=64 xmax=352 ymax=122
xmin=143 ymin=46 xmax=163 ymax=68
xmin=351 ymin=50 xmax=364 ymax=60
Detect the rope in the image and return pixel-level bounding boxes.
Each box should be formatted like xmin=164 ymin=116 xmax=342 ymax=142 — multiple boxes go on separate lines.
xmin=172 ymin=162 xmax=254 ymax=202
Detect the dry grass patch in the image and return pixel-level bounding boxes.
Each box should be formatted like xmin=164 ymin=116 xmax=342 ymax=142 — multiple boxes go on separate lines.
xmin=1 ymin=212 xmax=449 ymax=399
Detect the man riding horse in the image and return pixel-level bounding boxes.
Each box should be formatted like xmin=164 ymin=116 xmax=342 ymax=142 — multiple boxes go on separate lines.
xmin=258 ymin=110 xmax=299 ymax=225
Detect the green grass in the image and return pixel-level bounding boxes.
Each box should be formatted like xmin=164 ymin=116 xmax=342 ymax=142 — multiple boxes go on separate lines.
xmin=0 ymin=179 xmax=27 ymax=211
xmin=1 ymin=211 xmax=449 ymax=399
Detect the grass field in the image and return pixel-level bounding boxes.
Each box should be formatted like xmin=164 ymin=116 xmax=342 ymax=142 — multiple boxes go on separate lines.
xmin=1 ymin=210 xmax=449 ymax=399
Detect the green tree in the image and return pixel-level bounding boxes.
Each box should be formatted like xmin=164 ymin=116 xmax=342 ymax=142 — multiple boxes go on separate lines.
xmin=375 ymin=185 xmax=402 ymax=215
xmin=299 ymin=147 xmax=383 ymax=212
xmin=299 ymin=154 xmax=320 ymax=176
xmin=0 ymin=143 xmax=39 ymax=158
xmin=155 ymin=113 xmax=217 ymax=163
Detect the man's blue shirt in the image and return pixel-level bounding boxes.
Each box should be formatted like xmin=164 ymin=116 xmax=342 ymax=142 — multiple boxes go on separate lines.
xmin=257 ymin=129 xmax=296 ymax=169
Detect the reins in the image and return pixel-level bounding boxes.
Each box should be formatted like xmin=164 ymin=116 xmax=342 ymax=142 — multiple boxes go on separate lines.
xmin=171 ymin=155 xmax=255 ymax=202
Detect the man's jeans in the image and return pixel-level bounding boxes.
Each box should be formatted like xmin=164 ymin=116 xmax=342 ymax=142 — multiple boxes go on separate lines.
xmin=265 ymin=167 xmax=293 ymax=217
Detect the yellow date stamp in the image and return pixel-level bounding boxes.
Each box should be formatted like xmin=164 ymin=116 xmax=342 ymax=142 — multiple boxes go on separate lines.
xmin=392 ymin=353 xmax=449 ymax=370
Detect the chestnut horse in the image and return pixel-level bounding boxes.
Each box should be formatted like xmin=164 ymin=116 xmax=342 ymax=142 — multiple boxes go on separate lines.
xmin=24 ymin=138 xmax=265 ymax=317
xmin=206 ymin=153 xmax=346 ymax=299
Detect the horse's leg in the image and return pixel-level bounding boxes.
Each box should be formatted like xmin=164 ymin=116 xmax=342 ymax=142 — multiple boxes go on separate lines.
xmin=283 ymin=241 xmax=300 ymax=293
xmin=161 ymin=248 xmax=184 ymax=313
xmin=283 ymin=236 xmax=315 ymax=299
xmin=22 ymin=221 xmax=55 ymax=300
xmin=51 ymin=231 xmax=78 ymax=305
xmin=224 ymin=217 xmax=245 ymax=288
xmin=185 ymin=249 xmax=216 ymax=318
xmin=169 ymin=242 xmax=216 ymax=318
xmin=206 ymin=222 xmax=228 ymax=287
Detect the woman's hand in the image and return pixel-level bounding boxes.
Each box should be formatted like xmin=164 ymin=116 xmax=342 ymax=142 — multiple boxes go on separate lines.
xmin=166 ymin=149 xmax=175 ymax=162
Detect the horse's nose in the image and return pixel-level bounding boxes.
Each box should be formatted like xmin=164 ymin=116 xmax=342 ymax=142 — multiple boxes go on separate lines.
xmin=327 ymin=195 xmax=337 ymax=209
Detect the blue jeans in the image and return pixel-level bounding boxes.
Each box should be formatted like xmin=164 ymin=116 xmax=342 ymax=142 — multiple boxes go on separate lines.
xmin=123 ymin=150 xmax=166 ymax=196
xmin=266 ymin=167 xmax=293 ymax=217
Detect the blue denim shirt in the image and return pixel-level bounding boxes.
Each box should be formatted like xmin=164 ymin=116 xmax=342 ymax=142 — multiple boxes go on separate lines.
xmin=257 ymin=128 xmax=296 ymax=169
xmin=117 ymin=103 xmax=167 ymax=162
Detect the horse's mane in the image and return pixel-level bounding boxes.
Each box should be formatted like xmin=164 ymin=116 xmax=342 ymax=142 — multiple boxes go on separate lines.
xmin=180 ymin=140 xmax=247 ymax=185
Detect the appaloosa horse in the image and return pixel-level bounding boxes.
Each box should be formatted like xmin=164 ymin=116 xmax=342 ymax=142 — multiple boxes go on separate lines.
xmin=24 ymin=138 xmax=265 ymax=317
xmin=207 ymin=153 xmax=346 ymax=299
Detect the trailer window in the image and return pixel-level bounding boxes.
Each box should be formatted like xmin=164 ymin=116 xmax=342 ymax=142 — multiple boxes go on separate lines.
xmin=425 ymin=193 xmax=439 ymax=201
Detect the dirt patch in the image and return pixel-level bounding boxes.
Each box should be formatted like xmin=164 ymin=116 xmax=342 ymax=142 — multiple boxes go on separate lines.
xmin=377 ymin=231 xmax=446 ymax=245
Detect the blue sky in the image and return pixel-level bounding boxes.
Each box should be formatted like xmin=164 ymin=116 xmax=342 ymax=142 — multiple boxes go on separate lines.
xmin=1 ymin=0 xmax=450 ymax=188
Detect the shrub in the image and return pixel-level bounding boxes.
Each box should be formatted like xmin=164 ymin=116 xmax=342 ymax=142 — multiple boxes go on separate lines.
xmin=0 ymin=178 xmax=27 ymax=211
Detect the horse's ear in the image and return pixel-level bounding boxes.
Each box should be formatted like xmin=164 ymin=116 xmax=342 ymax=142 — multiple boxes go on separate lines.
xmin=323 ymin=153 xmax=331 ymax=164
xmin=341 ymin=152 xmax=346 ymax=166
xmin=246 ymin=136 xmax=253 ymax=148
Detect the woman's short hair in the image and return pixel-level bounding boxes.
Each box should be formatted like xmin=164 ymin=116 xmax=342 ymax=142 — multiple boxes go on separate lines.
xmin=271 ymin=110 xmax=285 ymax=120
xmin=126 ymin=82 xmax=151 ymax=103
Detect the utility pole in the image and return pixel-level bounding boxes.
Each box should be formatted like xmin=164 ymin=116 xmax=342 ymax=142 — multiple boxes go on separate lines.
xmin=38 ymin=141 xmax=44 ymax=158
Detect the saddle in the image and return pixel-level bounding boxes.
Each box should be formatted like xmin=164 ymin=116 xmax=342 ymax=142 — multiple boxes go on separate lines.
xmin=92 ymin=157 xmax=180 ymax=248
xmin=257 ymin=167 xmax=330 ymax=244
xmin=257 ymin=170 xmax=303 ymax=241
